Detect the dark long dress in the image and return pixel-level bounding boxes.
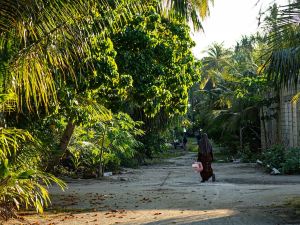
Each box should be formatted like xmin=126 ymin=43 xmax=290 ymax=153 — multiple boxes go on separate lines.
xmin=197 ymin=134 xmax=214 ymax=181
xmin=197 ymin=151 xmax=213 ymax=181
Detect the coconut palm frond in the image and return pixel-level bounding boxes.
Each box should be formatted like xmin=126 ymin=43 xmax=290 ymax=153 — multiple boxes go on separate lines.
xmin=266 ymin=46 xmax=300 ymax=88
xmin=76 ymin=97 xmax=113 ymax=122
xmin=1 ymin=0 xmax=212 ymax=112
xmin=160 ymin=0 xmax=213 ymax=30
xmin=200 ymin=43 xmax=232 ymax=88
xmin=0 ymin=167 xmax=66 ymax=214
xmin=0 ymin=93 xmax=17 ymax=112
xmin=264 ymin=2 xmax=300 ymax=88
xmin=0 ymin=0 xmax=144 ymax=112
xmin=291 ymin=91 xmax=300 ymax=104
xmin=0 ymin=128 xmax=35 ymax=160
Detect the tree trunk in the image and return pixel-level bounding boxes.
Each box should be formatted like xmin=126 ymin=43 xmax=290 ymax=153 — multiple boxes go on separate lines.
xmin=59 ymin=119 xmax=75 ymax=152
xmin=98 ymin=129 xmax=106 ymax=178
xmin=239 ymin=126 xmax=243 ymax=150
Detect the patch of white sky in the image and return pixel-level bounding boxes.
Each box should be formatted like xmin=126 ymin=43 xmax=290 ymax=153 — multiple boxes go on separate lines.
xmin=192 ymin=0 xmax=289 ymax=59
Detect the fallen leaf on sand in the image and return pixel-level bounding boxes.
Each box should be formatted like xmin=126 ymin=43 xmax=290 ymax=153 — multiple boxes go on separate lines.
xmin=107 ymin=215 xmax=117 ymax=218
xmin=154 ymin=213 xmax=162 ymax=215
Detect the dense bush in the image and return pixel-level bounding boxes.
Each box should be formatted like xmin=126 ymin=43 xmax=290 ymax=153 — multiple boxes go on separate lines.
xmin=0 ymin=129 xmax=65 ymax=220
xmin=282 ymin=147 xmax=300 ymax=174
xmin=62 ymin=112 xmax=143 ymax=177
xmin=103 ymin=152 xmax=121 ymax=173
xmin=261 ymin=145 xmax=300 ymax=174
xmin=261 ymin=145 xmax=285 ymax=168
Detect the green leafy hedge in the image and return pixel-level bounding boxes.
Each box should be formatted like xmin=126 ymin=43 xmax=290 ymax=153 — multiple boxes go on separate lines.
xmin=261 ymin=145 xmax=300 ymax=174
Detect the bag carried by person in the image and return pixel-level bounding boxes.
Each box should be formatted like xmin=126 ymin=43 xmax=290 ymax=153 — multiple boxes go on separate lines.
xmin=192 ymin=162 xmax=203 ymax=172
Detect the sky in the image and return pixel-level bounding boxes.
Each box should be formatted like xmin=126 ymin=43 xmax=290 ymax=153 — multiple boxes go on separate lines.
xmin=192 ymin=0 xmax=288 ymax=59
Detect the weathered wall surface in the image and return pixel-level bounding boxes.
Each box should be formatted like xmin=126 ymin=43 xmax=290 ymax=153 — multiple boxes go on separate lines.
xmin=261 ymin=86 xmax=300 ymax=149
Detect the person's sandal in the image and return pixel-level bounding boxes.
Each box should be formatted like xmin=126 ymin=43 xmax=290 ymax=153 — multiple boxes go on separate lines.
xmin=212 ymin=174 xmax=216 ymax=182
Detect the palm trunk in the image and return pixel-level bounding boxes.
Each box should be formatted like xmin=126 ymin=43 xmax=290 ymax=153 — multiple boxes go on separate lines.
xmin=239 ymin=126 xmax=243 ymax=150
xmin=59 ymin=119 xmax=75 ymax=152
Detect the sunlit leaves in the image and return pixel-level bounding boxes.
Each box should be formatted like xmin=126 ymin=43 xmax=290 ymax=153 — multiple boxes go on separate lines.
xmin=0 ymin=128 xmax=35 ymax=160
xmin=68 ymin=112 xmax=143 ymax=173
xmin=0 ymin=0 xmax=144 ymax=112
xmin=113 ymin=7 xmax=199 ymax=117
xmin=0 ymin=93 xmax=17 ymax=112
xmin=160 ymin=0 xmax=213 ymax=30
xmin=0 ymin=168 xmax=66 ymax=215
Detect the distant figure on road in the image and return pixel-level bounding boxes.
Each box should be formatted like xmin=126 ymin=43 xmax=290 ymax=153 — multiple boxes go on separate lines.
xmin=183 ymin=135 xmax=187 ymax=151
xmin=197 ymin=133 xmax=215 ymax=182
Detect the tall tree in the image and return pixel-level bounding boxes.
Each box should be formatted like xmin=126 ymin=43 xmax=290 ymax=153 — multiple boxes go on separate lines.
xmin=112 ymin=6 xmax=200 ymax=156
xmin=200 ymin=43 xmax=232 ymax=88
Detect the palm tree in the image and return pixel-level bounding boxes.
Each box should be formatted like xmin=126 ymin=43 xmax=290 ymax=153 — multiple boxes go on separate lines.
xmin=200 ymin=42 xmax=232 ymax=88
xmin=160 ymin=0 xmax=214 ymax=30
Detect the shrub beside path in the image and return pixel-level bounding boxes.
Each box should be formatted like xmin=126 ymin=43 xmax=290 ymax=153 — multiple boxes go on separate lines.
xmin=5 ymin=152 xmax=300 ymax=224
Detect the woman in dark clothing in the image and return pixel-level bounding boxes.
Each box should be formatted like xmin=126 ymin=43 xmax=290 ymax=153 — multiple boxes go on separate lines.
xmin=197 ymin=133 xmax=215 ymax=182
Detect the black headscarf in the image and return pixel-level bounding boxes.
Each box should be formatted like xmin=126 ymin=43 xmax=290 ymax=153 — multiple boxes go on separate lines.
xmin=199 ymin=133 xmax=212 ymax=154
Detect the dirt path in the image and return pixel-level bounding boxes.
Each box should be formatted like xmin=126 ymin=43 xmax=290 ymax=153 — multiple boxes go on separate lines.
xmin=6 ymin=152 xmax=300 ymax=225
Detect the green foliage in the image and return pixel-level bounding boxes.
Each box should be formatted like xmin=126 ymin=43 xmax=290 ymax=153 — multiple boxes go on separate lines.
xmin=0 ymin=167 xmax=66 ymax=217
xmin=0 ymin=0 xmax=212 ymax=219
xmin=113 ymin=7 xmax=199 ymax=117
xmin=158 ymin=0 xmax=213 ymax=31
xmin=261 ymin=145 xmax=285 ymax=169
xmin=0 ymin=124 xmax=65 ymax=219
xmin=238 ymin=145 xmax=261 ymax=163
xmin=102 ymin=152 xmax=121 ymax=172
xmin=0 ymin=0 xmax=143 ymax=111
xmin=262 ymin=2 xmax=300 ymax=88
xmin=282 ymin=147 xmax=300 ymax=174
xmin=111 ymin=7 xmax=199 ymax=158
xmin=261 ymin=145 xmax=300 ymax=174
xmin=66 ymin=112 xmax=143 ymax=177
xmin=189 ymin=37 xmax=269 ymax=154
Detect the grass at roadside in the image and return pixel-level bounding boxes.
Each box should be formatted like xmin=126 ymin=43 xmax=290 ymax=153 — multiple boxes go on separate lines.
xmin=286 ymin=197 xmax=300 ymax=211
xmin=144 ymin=149 xmax=186 ymax=165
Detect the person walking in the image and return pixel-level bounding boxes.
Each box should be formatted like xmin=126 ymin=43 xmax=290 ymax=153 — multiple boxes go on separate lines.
xmin=197 ymin=133 xmax=215 ymax=182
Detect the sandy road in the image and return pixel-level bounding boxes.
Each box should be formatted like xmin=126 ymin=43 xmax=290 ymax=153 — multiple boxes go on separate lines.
xmin=5 ymin=152 xmax=300 ymax=225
